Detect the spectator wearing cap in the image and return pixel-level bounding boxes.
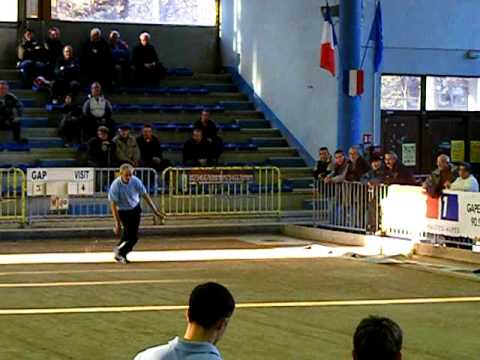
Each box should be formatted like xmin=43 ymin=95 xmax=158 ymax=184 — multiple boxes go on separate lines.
xmin=44 ymin=27 xmax=63 ymax=74
xmin=313 ymin=147 xmax=334 ymax=180
xmin=80 ymin=28 xmax=112 ymax=87
xmin=383 ymin=151 xmax=416 ymax=185
xmin=137 ymin=124 xmax=171 ymax=173
xmin=193 ymin=110 xmax=223 ymax=164
xmin=132 ymin=32 xmax=166 ymax=86
xmin=134 ymin=282 xmax=235 ymax=360
xmin=423 ymin=154 xmax=458 ymax=197
xmin=362 ymin=154 xmax=385 ymax=185
xmin=87 ymin=126 xmax=117 ymax=167
xmin=58 ymin=94 xmax=82 ymax=146
xmin=113 ymin=124 xmax=141 ymax=166
xmin=51 ymin=45 xmax=81 ymax=102
xmin=449 ymin=162 xmax=479 ymax=192
xmin=108 ymin=30 xmax=130 ymax=85
xmin=82 ymin=82 xmax=115 ymax=141
xmin=183 ymin=128 xmax=214 ymax=167
xmin=17 ymin=29 xmax=49 ymax=87
xmin=0 ymin=81 xmax=23 ymax=143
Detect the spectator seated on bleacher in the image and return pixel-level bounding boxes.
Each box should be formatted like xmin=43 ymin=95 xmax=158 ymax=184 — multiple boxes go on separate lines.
xmin=353 ymin=316 xmax=403 ymax=360
xmin=51 ymin=45 xmax=81 ymax=102
xmin=193 ymin=110 xmax=223 ymax=164
xmin=82 ymin=82 xmax=115 ymax=141
xmin=80 ymin=28 xmax=112 ymax=88
xmin=87 ymin=126 xmax=117 ymax=167
xmin=0 ymin=80 xmax=23 ymax=143
xmin=346 ymin=146 xmax=370 ymax=182
xmin=58 ymin=94 xmax=82 ymax=146
xmin=422 ymin=154 xmax=458 ymax=197
xmin=113 ymin=124 xmax=140 ymax=167
xmin=449 ymin=162 xmax=479 ymax=192
xmin=132 ymin=32 xmax=166 ymax=87
xmin=137 ymin=124 xmax=171 ymax=173
xmin=183 ymin=128 xmax=214 ymax=167
xmin=324 ymin=149 xmax=350 ymax=184
xmin=361 ymin=154 xmax=385 ymax=186
xmin=108 ymin=30 xmax=130 ymax=86
xmin=17 ymin=29 xmax=49 ymax=88
xmin=44 ymin=27 xmax=63 ymax=76
xmin=383 ymin=151 xmax=416 ymax=186
xmin=313 ymin=146 xmax=334 ymax=180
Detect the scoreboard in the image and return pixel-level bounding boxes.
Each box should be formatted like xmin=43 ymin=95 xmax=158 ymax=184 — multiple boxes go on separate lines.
xmin=27 ymin=168 xmax=95 ymax=197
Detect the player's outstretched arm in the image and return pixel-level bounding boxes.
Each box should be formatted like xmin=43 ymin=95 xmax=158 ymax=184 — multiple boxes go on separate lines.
xmin=143 ymin=193 xmax=161 ymax=218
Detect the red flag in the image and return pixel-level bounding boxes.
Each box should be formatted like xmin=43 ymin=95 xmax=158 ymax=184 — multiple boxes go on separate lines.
xmin=320 ymin=6 xmax=337 ymax=77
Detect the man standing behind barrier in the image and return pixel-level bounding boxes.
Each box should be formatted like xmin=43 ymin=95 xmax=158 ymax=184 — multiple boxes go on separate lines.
xmin=324 ymin=150 xmax=350 ymax=183
xmin=383 ymin=151 xmax=416 ymax=186
xmin=134 ymin=282 xmax=235 ymax=360
xmin=108 ymin=163 xmax=161 ymax=264
xmin=423 ymin=154 xmax=458 ymax=197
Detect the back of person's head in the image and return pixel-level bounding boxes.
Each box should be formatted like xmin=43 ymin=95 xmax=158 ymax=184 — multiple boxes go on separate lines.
xmin=353 ymin=316 xmax=403 ymax=360
xmin=188 ymin=282 xmax=235 ymax=329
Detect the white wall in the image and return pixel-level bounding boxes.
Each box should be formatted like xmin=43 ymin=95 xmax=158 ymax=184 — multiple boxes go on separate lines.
xmin=220 ymin=0 xmax=338 ymax=159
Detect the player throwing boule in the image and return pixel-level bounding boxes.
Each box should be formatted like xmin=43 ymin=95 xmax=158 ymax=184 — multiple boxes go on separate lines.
xmin=108 ymin=163 xmax=161 ymax=264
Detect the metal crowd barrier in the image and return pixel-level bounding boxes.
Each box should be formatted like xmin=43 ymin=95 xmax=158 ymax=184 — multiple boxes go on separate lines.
xmin=160 ymin=166 xmax=282 ymax=221
xmin=27 ymin=167 xmax=158 ymax=222
xmin=313 ymin=180 xmax=388 ymax=233
xmin=0 ymin=168 xmax=27 ymax=225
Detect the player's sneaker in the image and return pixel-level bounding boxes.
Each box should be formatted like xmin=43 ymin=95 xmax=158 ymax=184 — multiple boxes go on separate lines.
xmin=114 ymin=254 xmax=130 ymax=264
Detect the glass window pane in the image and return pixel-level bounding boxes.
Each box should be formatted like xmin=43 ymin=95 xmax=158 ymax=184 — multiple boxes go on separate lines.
xmin=0 ymin=0 xmax=18 ymax=22
xmin=381 ymin=75 xmax=421 ymax=111
xmin=51 ymin=0 xmax=217 ymax=26
xmin=426 ymin=76 xmax=480 ymax=111
xmin=26 ymin=0 xmax=39 ymax=18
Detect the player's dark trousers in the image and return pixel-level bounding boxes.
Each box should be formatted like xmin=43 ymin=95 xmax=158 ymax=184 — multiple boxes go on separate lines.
xmin=117 ymin=205 xmax=142 ymax=256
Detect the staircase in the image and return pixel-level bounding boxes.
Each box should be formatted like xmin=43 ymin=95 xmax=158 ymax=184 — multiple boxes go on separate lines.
xmin=0 ymin=69 xmax=314 ymax=213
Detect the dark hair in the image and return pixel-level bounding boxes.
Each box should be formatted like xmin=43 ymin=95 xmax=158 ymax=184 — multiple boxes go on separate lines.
xmin=187 ymin=282 xmax=235 ymax=329
xmin=24 ymin=28 xmax=34 ymax=34
xmin=458 ymin=162 xmax=471 ymax=172
xmin=370 ymin=154 xmax=382 ymax=163
xmin=353 ymin=316 xmax=403 ymax=360
xmin=193 ymin=127 xmax=203 ymax=134
xmin=143 ymin=124 xmax=152 ymax=129
xmin=334 ymin=149 xmax=344 ymax=155
xmin=319 ymin=147 xmax=329 ymax=152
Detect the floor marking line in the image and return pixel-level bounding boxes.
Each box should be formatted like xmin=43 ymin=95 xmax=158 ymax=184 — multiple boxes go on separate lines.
xmin=0 ymin=269 xmax=199 ymax=277
xmin=0 ymin=279 xmax=197 ymax=288
xmin=1 ymin=296 xmax=479 ymax=315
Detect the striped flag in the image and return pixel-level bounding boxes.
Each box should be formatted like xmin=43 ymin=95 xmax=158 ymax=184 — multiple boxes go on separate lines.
xmin=348 ymin=69 xmax=365 ymax=96
xmin=320 ymin=4 xmax=337 ymax=77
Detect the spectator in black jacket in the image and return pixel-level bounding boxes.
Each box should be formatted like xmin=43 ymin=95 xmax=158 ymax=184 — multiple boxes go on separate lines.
xmin=193 ymin=111 xmax=223 ymax=163
xmin=0 ymin=81 xmax=23 ymax=143
xmin=137 ymin=124 xmax=171 ymax=173
xmin=109 ymin=30 xmax=130 ymax=85
xmin=58 ymin=94 xmax=82 ymax=146
xmin=87 ymin=126 xmax=117 ymax=167
xmin=51 ymin=45 xmax=81 ymax=102
xmin=384 ymin=151 xmax=416 ymax=185
xmin=80 ymin=28 xmax=112 ymax=88
xmin=81 ymin=82 xmax=115 ymax=141
xmin=324 ymin=150 xmax=350 ymax=184
xmin=183 ymin=128 xmax=214 ymax=167
xmin=17 ymin=29 xmax=49 ymax=87
xmin=44 ymin=27 xmax=63 ymax=74
xmin=346 ymin=146 xmax=370 ymax=182
xmin=132 ymin=32 xmax=166 ymax=86
xmin=362 ymin=154 xmax=385 ymax=185
xmin=313 ymin=147 xmax=334 ymax=180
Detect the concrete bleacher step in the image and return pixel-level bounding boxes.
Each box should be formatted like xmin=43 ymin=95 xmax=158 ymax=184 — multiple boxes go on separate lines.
xmin=38 ymin=158 xmax=78 ymax=167
xmin=286 ymin=177 xmax=314 ymax=189
xmin=236 ymin=119 xmax=271 ymax=128
xmin=251 ymin=137 xmax=288 ymax=147
xmin=27 ymin=137 xmax=64 ymax=148
xmin=281 ymin=167 xmax=314 ymax=179
xmin=23 ymin=127 xmax=58 ymax=137
xmin=267 ymin=157 xmax=307 ymax=168
xmin=0 ymin=69 xmax=21 ymax=81
xmin=219 ymin=101 xmax=254 ymax=111
xmin=20 ymin=117 xmax=49 ymax=128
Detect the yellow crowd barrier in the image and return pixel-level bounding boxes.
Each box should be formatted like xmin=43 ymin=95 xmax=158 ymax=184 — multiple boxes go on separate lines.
xmin=0 ymin=168 xmax=27 ymax=226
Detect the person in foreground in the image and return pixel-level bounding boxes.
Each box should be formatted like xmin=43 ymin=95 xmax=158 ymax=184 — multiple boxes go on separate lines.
xmin=134 ymin=282 xmax=235 ymax=360
xmin=353 ymin=316 xmax=403 ymax=360
xmin=108 ymin=163 xmax=161 ymax=264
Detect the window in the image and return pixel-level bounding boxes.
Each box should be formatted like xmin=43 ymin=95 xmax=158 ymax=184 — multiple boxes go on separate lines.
xmin=426 ymin=76 xmax=480 ymax=111
xmin=381 ymin=75 xmax=421 ymax=111
xmin=26 ymin=0 xmax=39 ymax=18
xmin=51 ymin=0 xmax=217 ymax=26
xmin=0 ymin=0 xmax=18 ymax=22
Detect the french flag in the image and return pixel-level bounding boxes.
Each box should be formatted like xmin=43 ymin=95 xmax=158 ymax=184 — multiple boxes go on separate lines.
xmin=348 ymin=69 xmax=365 ymax=96
xmin=320 ymin=5 xmax=337 ymax=77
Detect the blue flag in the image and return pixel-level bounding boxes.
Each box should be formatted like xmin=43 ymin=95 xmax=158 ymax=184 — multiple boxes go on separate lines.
xmin=368 ymin=1 xmax=383 ymax=72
